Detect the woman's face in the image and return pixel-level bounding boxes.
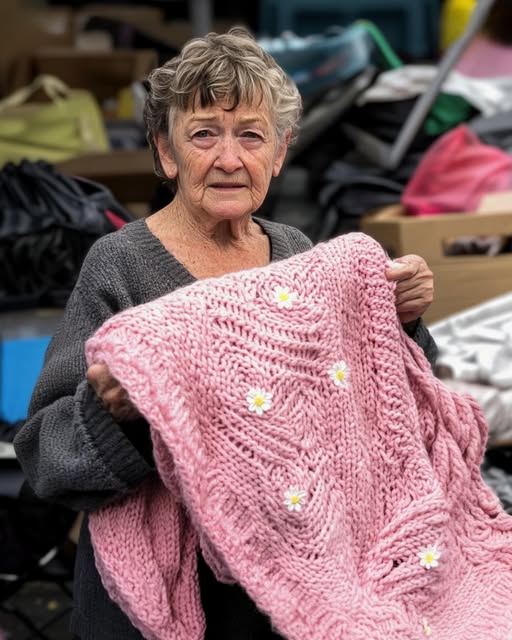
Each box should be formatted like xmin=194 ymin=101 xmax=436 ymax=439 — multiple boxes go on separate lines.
xmin=158 ymin=98 xmax=288 ymax=222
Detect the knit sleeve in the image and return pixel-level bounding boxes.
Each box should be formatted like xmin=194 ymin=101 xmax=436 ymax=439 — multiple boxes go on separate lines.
xmin=404 ymin=318 xmax=438 ymax=368
xmin=13 ymin=237 xmax=154 ymax=513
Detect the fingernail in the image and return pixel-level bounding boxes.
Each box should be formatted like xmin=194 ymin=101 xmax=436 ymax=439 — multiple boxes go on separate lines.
xmin=387 ymin=260 xmax=405 ymax=270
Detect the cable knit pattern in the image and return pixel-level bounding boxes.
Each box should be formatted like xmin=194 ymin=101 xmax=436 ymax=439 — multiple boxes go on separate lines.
xmin=86 ymin=232 xmax=512 ymax=640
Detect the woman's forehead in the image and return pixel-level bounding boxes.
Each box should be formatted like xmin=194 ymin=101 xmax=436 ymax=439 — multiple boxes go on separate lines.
xmin=182 ymin=97 xmax=274 ymax=124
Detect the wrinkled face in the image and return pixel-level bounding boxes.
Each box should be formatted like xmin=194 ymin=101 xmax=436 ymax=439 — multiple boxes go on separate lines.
xmin=158 ymin=98 xmax=289 ymax=221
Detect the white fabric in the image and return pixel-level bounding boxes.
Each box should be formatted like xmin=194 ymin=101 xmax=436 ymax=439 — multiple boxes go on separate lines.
xmin=357 ymin=65 xmax=512 ymax=118
xmin=429 ymin=293 xmax=512 ymax=443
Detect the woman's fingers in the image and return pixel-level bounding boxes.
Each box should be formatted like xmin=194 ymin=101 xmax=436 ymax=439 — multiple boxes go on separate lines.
xmin=86 ymin=363 xmax=140 ymax=422
xmin=385 ymin=254 xmax=434 ymax=323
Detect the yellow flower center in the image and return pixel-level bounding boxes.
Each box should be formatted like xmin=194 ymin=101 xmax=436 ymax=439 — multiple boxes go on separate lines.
xmin=254 ymin=395 xmax=265 ymax=407
xmin=424 ymin=552 xmax=434 ymax=564
xmin=336 ymin=370 xmax=345 ymax=381
xmin=290 ymin=495 xmax=300 ymax=505
xmin=423 ymin=621 xmax=432 ymax=636
xmin=278 ymin=291 xmax=289 ymax=302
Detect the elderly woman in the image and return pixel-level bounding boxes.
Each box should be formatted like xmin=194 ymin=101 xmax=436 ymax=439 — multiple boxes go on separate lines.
xmin=14 ymin=27 xmax=435 ymax=640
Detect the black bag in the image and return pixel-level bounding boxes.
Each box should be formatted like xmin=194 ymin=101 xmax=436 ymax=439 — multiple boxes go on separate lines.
xmin=0 ymin=160 xmax=134 ymax=310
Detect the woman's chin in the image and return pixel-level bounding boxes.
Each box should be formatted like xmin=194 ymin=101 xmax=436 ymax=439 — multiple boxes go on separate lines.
xmin=205 ymin=200 xmax=258 ymax=220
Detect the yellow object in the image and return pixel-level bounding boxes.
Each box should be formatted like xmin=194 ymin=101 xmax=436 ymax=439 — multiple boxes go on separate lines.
xmin=440 ymin=0 xmax=478 ymax=51
xmin=0 ymin=74 xmax=110 ymax=167
xmin=117 ymin=86 xmax=135 ymax=120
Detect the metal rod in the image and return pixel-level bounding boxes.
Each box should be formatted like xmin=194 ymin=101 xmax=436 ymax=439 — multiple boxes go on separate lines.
xmin=388 ymin=0 xmax=496 ymax=169
xmin=189 ymin=0 xmax=213 ymax=37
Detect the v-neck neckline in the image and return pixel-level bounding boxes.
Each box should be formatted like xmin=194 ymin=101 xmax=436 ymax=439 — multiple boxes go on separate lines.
xmin=139 ymin=216 xmax=276 ymax=284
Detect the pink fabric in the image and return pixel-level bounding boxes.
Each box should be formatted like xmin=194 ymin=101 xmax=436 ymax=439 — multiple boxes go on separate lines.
xmin=86 ymin=233 xmax=512 ymax=640
xmin=456 ymin=35 xmax=512 ymax=78
xmin=401 ymin=124 xmax=512 ymax=216
xmin=104 ymin=209 xmax=129 ymax=230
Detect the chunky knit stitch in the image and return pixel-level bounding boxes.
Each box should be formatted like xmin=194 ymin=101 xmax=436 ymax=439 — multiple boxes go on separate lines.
xmin=86 ymin=232 xmax=512 ymax=640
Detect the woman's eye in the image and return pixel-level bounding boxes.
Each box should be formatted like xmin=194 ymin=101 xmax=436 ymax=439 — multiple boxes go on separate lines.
xmin=242 ymin=131 xmax=261 ymax=139
xmin=193 ymin=130 xmax=211 ymax=139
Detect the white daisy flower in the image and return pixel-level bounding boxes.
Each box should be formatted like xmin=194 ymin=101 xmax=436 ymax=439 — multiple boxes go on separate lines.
xmin=283 ymin=487 xmax=307 ymax=512
xmin=418 ymin=544 xmax=441 ymax=570
xmin=422 ymin=619 xmax=432 ymax=636
xmin=328 ymin=361 xmax=350 ymax=387
xmin=247 ymin=388 xmax=273 ymax=416
xmin=273 ymin=287 xmax=297 ymax=309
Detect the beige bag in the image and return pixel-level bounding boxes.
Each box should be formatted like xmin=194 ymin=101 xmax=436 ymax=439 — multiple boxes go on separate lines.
xmin=0 ymin=74 xmax=110 ymax=167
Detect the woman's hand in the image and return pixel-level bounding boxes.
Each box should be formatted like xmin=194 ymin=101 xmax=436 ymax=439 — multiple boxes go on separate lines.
xmin=385 ymin=254 xmax=434 ymax=324
xmin=86 ymin=363 xmax=141 ymax=422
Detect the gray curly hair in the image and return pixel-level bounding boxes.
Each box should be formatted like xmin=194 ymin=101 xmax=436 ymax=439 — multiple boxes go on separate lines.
xmin=143 ymin=27 xmax=302 ymax=185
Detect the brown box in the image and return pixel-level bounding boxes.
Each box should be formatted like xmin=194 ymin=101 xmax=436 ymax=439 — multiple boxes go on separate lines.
xmin=0 ymin=2 xmax=74 ymax=96
xmin=75 ymin=4 xmax=164 ymax=31
xmin=31 ymin=48 xmax=158 ymax=104
xmin=360 ymin=202 xmax=512 ymax=324
xmin=57 ymin=148 xmax=159 ymax=206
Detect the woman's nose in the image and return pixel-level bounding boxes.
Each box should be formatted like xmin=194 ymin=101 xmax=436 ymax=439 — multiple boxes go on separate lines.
xmin=214 ymin=136 xmax=243 ymax=172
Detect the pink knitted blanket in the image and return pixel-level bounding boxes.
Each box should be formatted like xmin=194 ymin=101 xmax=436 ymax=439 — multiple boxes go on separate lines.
xmin=86 ymin=232 xmax=512 ymax=640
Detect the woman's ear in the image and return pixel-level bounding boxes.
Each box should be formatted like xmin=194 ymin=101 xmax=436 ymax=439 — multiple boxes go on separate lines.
xmin=272 ymin=131 xmax=291 ymax=177
xmin=155 ymin=135 xmax=178 ymax=179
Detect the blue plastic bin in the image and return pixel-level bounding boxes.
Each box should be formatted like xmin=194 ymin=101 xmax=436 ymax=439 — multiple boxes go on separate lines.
xmin=0 ymin=336 xmax=51 ymax=423
xmin=259 ymin=24 xmax=375 ymax=99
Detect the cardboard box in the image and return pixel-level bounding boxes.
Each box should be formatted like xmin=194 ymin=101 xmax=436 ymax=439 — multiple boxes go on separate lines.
xmin=57 ymin=148 xmax=159 ymax=206
xmin=75 ymin=4 xmax=164 ymax=32
xmin=31 ymin=48 xmax=158 ymax=104
xmin=0 ymin=2 xmax=74 ymax=96
xmin=360 ymin=201 xmax=512 ymax=324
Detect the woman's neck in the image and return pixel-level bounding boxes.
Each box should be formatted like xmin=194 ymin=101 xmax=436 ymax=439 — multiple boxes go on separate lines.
xmin=181 ymin=208 xmax=255 ymax=247
xmin=146 ymin=201 xmax=270 ymax=279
